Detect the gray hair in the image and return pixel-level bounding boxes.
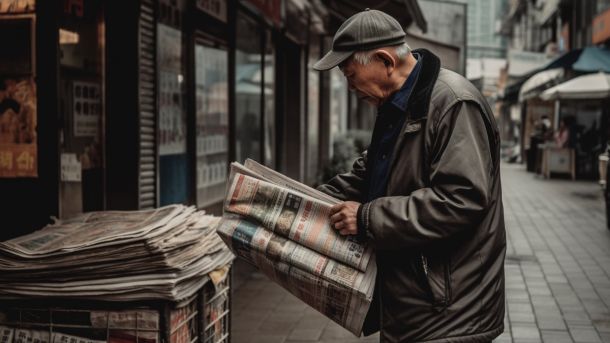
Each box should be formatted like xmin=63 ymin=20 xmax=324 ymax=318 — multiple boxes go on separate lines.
xmin=351 ymin=42 xmax=411 ymax=65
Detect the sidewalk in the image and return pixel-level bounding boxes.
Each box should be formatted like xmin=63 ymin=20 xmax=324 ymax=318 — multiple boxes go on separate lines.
xmin=230 ymin=163 xmax=610 ymax=343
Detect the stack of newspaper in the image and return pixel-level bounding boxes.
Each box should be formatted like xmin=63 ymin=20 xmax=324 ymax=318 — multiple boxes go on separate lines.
xmin=0 ymin=205 xmax=234 ymax=301
xmin=217 ymin=159 xmax=377 ymax=336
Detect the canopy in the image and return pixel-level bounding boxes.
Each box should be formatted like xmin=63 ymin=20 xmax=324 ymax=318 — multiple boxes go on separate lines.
xmin=543 ymin=46 xmax=610 ymax=73
xmin=519 ymin=68 xmax=563 ymax=101
xmin=540 ymin=72 xmax=610 ymax=100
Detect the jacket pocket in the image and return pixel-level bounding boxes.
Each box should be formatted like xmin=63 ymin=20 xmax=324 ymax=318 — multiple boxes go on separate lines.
xmin=419 ymin=253 xmax=452 ymax=310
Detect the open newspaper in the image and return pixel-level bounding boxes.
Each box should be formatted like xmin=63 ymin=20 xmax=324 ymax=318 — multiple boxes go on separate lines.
xmin=216 ymin=159 xmax=376 ymax=336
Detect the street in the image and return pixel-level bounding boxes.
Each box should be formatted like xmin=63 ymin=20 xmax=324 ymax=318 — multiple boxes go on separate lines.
xmin=231 ymin=163 xmax=610 ymax=343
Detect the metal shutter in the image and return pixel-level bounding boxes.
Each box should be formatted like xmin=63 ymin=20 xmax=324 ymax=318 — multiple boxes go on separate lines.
xmin=138 ymin=0 xmax=157 ymax=209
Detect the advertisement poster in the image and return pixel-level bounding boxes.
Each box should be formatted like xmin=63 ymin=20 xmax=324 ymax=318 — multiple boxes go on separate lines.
xmin=0 ymin=77 xmax=37 ymax=178
xmin=73 ymin=81 xmax=101 ymax=137
xmin=0 ymin=0 xmax=35 ymax=13
xmin=60 ymin=153 xmax=81 ymax=182
xmin=157 ymin=24 xmax=186 ymax=156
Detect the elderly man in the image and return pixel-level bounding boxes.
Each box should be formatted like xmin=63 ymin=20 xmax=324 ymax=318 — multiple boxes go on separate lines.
xmin=315 ymin=9 xmax=506 ymax=343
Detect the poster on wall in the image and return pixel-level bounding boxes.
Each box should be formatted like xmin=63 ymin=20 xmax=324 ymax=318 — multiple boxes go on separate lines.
xmin=0 ymin=77 xmax=37 ymax=178
xmin=73 ymin=81 xmax=101 ymax=137
xmin=157 ymin=24 xmax=186 ymax=156
xmin=0 ymin=0 xmax=35 ymax=13
xmin=60 ymin=153 xmax=81 ymax=182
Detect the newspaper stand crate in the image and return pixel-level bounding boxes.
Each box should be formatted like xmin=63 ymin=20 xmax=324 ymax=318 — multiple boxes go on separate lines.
xmin=0 ymin=275 xmax=231 ymax=343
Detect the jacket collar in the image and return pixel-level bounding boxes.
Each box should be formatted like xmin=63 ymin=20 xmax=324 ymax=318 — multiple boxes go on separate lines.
xmin=404 ymin=48 xmax=441 ymax=121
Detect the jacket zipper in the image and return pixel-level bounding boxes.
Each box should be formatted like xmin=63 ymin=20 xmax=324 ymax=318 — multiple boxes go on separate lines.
xmin=444 ymin=259 xmax=451 ymax=305
xmin=421 ymin=253 xmax=451 ymax=308
xmin=421 ymin=253 xmax=429 ymax=276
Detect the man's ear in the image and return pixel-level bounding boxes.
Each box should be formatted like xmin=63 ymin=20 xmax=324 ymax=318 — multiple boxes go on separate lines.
xmin=374 ymin=50 xmax=396 ymax=75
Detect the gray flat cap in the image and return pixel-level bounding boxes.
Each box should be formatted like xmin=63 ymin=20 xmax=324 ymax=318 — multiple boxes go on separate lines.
xmin=313 ymin=8 xmax=406 ymax=71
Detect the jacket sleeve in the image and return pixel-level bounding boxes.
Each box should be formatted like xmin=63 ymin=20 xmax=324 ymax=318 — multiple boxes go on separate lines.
xmin=316 ymin=151 xmax=368 ymax=202
xmin=359 ymin=101 xmax=496 ymax=250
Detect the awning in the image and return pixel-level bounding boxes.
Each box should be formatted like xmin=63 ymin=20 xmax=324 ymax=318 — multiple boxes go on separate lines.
xmin=540 ymin=72 xmax=610 ymax=100
xmin=572 ymin=47 xmax=610 ymax=72
xmin=519 ymin=68 xmax=563 ymax=101
xmin=543 ymin=46 xmax=610 ymax=73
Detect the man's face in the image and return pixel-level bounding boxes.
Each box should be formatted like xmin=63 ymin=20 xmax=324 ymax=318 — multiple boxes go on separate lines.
xmin=340 ymin=56 xmax=389 ymax=106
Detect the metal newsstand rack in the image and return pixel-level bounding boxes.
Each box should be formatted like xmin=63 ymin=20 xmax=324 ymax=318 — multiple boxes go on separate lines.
xmin=0 ymin=275 xmax=230 ymax=343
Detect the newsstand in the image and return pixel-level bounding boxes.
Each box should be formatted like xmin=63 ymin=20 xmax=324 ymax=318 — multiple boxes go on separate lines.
xmin=0 ymin=273 xmax=231 ymax=343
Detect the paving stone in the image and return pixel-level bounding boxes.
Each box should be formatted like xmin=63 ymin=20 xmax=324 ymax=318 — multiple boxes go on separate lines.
xmin=287 ymin=328 xmax=323 ymax=341
xmin=513 ymin=325 xmax=542 ymax=341
xmin=541 ymin=330 xmax=574 ymax=343
xmin=238 ymin=333 xmax=287 ymax=343
xmin=569 ymin=326 xmax=602 ymax=343
xmin=593 ymin=319 xmax=610 ymax=333
xmin=564 ymin=312 xmax=594 ymax=326
xmin=537 ymin=317 xmax=568 ymax=330
xmin=600 ymin=332 xmax=610 ymax=343
xmin=493 ymin=331 xmax=512 ymax=342
xmin=319 ymin=321 xmax=356 ymax=340
xmin=511 ymin=310 xmax=536 ymax=323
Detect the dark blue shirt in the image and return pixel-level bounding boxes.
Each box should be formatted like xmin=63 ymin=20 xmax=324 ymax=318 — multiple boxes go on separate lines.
xmin=367 ymin=54 xmax=422 ymax=201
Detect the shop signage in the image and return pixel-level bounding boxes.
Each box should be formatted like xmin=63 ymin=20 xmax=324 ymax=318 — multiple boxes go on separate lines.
xmin=593 ymin=8 xmax=610 ymax=45
xmin=196 ymin=0 xmax=227 ymax=23
xmin=0 ymin=77 xmax=37 ymax=178
xmin=245 ymin=0 xmax=281 ymax=26
xmin=73 ymin=81 xmax=101 ymax=137
xmin=60 ymin=153 xmax=81 ymax=182
xmin=0 ymin=144 xmax=36 ymax=177
xmin=0 ymin=0 xmax=34 ymax=13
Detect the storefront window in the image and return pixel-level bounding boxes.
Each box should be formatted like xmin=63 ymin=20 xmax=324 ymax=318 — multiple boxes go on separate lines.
xmin=195 ymin=42 xmax=228 ymax=208
xmin=157 ymin=0 xmax=189 ymax=206
xmin=560 ymin=102 xmax=604 ymax=177
xmin=263 ymin=31 xmax=275 ymax=168
xmin=235 ymin=13 xmax=263 ymax=163
xmin=306 ymin=37 xmax=320 ymax=184
xmin=58 ymin=0 xmax=105 ymax=217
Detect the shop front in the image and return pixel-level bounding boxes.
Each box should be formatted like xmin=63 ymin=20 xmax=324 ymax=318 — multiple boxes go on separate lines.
xmin=0 ymin=0 xmax=338 ymax=240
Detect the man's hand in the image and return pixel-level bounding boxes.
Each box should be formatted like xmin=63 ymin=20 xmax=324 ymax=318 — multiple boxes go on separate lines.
xmin=329 ymin=201 xmax=361 ymax=236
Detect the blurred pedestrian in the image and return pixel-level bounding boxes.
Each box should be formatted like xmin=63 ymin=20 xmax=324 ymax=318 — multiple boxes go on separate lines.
xmin=555 ymin=117 xmax=571 ymax=148
xmin=315 ymin=9 xmax=506 ymax=343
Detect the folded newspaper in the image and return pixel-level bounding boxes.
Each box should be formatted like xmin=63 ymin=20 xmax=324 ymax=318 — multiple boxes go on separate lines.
xmin=216 ymin=159 xmax=377 ymax=336
xmin=0 ymin=205 xmax=234 ymax=301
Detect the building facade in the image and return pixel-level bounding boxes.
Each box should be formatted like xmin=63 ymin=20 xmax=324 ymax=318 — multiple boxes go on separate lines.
xmin=466 ymin=0 xmax=508 ymax=58
xmin=0 ymin=0 xmax=426 ymax=241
